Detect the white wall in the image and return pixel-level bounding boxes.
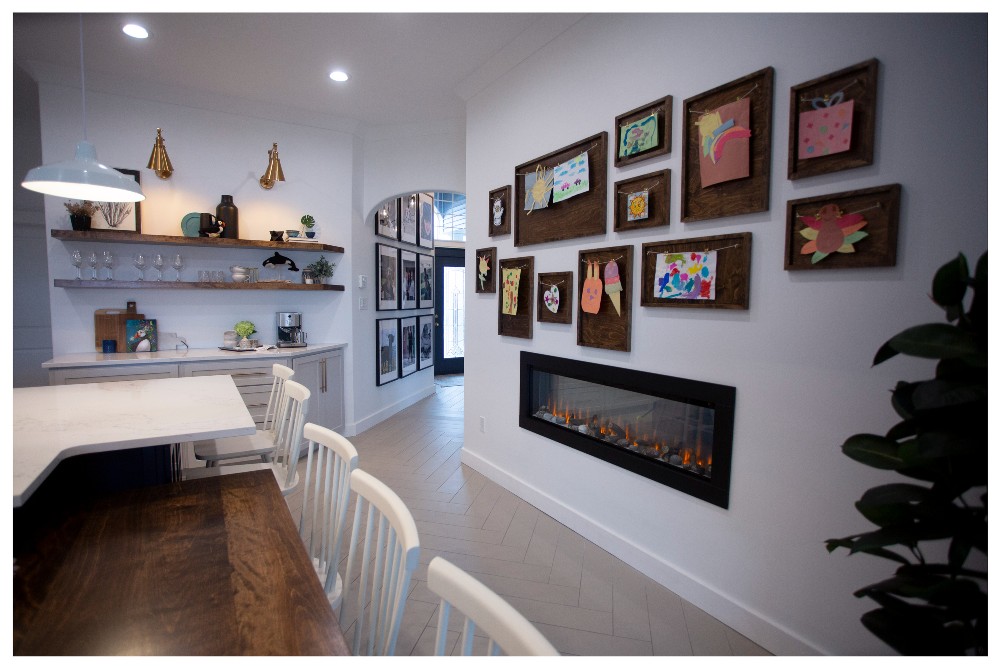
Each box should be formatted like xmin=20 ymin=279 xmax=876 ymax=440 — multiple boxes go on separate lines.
xmin=462 ymin=14 xmax=986 ymax=655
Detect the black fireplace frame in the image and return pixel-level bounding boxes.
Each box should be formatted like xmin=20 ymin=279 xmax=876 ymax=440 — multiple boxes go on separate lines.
xmin=519 ymin=351 xmax=735 ymax=508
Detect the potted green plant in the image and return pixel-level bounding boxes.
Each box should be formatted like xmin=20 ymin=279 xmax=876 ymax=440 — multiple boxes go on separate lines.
xmin=306 ymin=255 xmax=335 ymax=284
xmin=65 ymin=200 xmax=97 ymax=231
xmin=300 ymin=214 xmax=316 ymax=239
xmin=826 ymin=252 xmax=986 ymax=655
xmin=233 ymin=320 xmax=257 ymax=349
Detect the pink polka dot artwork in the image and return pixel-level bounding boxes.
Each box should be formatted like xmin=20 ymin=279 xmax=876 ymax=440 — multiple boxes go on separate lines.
xmin=798 ymin=99 xmax=854 ymax=160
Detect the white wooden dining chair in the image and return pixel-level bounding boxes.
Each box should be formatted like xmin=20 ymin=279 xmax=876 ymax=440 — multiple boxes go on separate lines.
xmin=338 ymin=469 xmax=420 ymax=656
xmin=298 ymin=422 xmax=359 ymax=612
xmin=193 ymin=364 xmax=294 ymax=467
xmin=427 ymin=556 xmax=559 ymax=656
xmin=186 ymin=379 xmax=309 ymax=496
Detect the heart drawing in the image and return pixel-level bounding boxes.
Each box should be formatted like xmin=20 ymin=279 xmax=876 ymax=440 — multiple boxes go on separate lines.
xmin=543 ymin=285 xmax=560 ymax=313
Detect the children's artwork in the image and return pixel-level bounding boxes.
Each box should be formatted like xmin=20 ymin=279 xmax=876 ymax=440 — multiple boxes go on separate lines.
xmin=475 ymin=246 xmax=496 ymax=294
xmin=400 ymin=250 xmax=417 ymax=309
xmin=492 ymin=196 xmax=505 ymax=227
xmin=798 ymin=203 xmax=869 ymax=264
xmin=400 ymin=194 xmax=418 ymax=245
xmin=477 ymin=254 xmax=490 ymax=291
xmin=418 ymin=193 xmax=434 ymax=248
xmin=551 ymin=152 xmax=590 ymax=204
xmin=375 ymin=198 xmax=398 ymax=240
xmin=619 ymin=113 xmax=659 ymax=158
xmin=523 ymin=165 xmax=554 ymax=213
xmin=654 ymin=251 xmax=718 ymax=300
xmin=376 ymin=318 xmax=399 ymax=385
xmin=603 ymin=260 xmax=623 ymax=316
xmin=400 ymin=316 xmax=417 ymax=377
xmin=377 ymin=244 xmax=398 ymax=311
xmin=627 ymin=190 xmax=649 ymax=221
xmin=543 ymin=284 xmax=560 ymax=313
xmin=502 ymin=268 xmax=522 ymax=315
xmin=697 ymin=97 xmax=752 ymax=188
xmin=418 ymin=314 xmax=434 ymax=370
xmin=418 ymin=253 xmax=434 ymax=309
xmin=125 ymin=318 xmax=157 ymax=352
xmin=798 ymin=99 xmax=854 ymax=160
xmin=580 ymin=261 xmax=603 ymax=314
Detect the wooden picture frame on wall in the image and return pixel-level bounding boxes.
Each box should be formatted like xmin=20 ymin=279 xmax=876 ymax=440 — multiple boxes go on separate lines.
xmin=474 ymin=246 xmax=497 ymax=294
xmin=488 ymin=186 xmax=511 ymax=237
xmin=788 ymin=58 xmax=878 ymax=180
xmin=537 ymin=271 xmax=573 ymax=325
xmin=514 ymin=132 xmax=608 ymax=247
xmin=614 ymin=95 xmax=672 ymax=168
xmin=681 ymin=67 xmax=774 ymax=223
xmin=577 ymin=245 xmax=632 ymax=352
xmin=784 ymin=184 xmax=900 ymax=271
xmin=497 ymin=256 xmax=534 ymax=339
xmin=640 ymin=232 xmax=752 ymax=309
xmin=613 ymin=169 xmax=670 ymax=232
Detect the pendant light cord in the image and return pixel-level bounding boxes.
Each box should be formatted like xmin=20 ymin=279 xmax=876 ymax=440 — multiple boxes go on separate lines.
xmin=78 ymin=14 xmax=87 ymax=141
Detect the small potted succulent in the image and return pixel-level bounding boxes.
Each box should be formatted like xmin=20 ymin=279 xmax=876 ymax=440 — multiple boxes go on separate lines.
xmin=306 ymin=255 xmax=335 ymax=284
xmin=233 ymin=320 xmax=257 ymax=349
xmin=300 ymin=214 xmax=316 ymax=239
xmin=65 ymin=200 xmax=97 ymax=231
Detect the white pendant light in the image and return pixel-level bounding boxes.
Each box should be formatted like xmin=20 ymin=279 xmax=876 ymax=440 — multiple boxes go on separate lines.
xmin=21 ymin=15 xmax=145 ymax=203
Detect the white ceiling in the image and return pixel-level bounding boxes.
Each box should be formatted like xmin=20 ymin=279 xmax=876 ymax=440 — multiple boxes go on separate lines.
xmin=12 ymin=12 xmax=584 ymax=132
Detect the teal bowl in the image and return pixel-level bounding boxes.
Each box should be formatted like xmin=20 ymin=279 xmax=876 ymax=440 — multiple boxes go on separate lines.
xmin=286 ymin=229 xmax=300 ymax=238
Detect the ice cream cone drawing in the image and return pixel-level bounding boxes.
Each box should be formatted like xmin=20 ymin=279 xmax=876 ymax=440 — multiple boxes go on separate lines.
xmin=604 ymin=260 xmax=622 ymax=316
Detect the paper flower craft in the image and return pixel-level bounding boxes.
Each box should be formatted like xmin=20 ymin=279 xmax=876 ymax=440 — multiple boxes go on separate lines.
xmin=798 ymin=203 xmax=869 ymax=264
xmin=477 ymin=254 xmax=490 ymax=290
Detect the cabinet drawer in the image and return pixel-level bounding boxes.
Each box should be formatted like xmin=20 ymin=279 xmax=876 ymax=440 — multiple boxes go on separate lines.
xmin=50 ymin=364 xmax=179 ymax=385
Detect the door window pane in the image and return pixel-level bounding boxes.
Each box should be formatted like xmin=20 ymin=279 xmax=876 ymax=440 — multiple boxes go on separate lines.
xmin=433 ymin=192 xmax=466 ymax=243
xmin=442 ymin=266 xmax=465 ymax=359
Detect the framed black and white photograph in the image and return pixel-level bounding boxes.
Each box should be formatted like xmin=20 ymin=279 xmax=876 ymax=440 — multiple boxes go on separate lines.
xmin=400 ymin=316 xmax=418 ymax=377
xmin=417 ymin=192 xmax=434 ymax=248
xmin=418 ymin=314 xmax=434 ymax=370
xmin=376 ymin=244 xmax=399 ymax=311
xmin=400 ymin=249 xmax=417 ymax=309
xmin=92 ymin=168 xmax=142 ymax=232
xmin=399 ymin=193 xmax=418 ymax=245
xmin=376 ymin=318 xmax=399 ymax=385
xmin=418 ymin=253 xmax=434 ymax=309
xmin=375 ymin=197 xmax=399 ymax=241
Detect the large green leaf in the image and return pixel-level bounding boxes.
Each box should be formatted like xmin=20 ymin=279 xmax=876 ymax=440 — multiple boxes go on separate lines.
xmin=863 ymin=572 xmax=985 ymax=609
xmin=881 ymin=323 xmax=983 ymax=364
xmin=855 ymin=483 xmax=930 ymax=526
xmin=932 ymin=253 xmax=969 ymax=308
xmin=911 ymin=378 xmax=987 ymax=412
xmin=825 ymin=537 xmax=911 ymax=564
xmin=860 ymin=606 xmax=972 ymax=655
xmin=842 ymin=434 xmax=903 ymax=469
xmin=968 ymin=252 xmax=987 ymax=332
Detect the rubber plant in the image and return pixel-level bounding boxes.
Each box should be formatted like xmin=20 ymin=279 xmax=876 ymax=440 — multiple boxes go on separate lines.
xmin=826 ymin=252 xmax=987 ymax=655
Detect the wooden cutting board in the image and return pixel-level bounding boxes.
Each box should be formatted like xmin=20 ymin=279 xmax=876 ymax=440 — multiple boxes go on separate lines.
xmin=94 ymin=302 xmax=142 ymax=351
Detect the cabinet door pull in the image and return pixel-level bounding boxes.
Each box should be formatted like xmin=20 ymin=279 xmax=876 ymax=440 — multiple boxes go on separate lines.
xmin=320 ymin=358 xmax=327 ymax=393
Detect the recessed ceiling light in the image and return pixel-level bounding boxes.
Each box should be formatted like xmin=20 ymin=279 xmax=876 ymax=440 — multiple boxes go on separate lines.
xmin=122 ymin=24 xmax=149 ymax=39
xmin=329 ymin=70 xmax=350 ymax=83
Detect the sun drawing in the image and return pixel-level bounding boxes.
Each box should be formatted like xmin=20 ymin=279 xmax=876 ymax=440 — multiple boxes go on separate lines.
xmin=799 ymin=203 xmax=869 ymax=264
xmin=525 ymin=165 xmax=554 ymax=214
xmin=628 ymin=192 xmax=648 ymax=219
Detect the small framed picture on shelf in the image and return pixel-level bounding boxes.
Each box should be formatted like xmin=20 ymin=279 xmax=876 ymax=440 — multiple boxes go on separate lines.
xmin=400 ymin=316 xmax=418 ymax=377
xmin=399 ymin=249 xmax=417 ymax=309
xmin=375 ymin=198 xmax=399 ymax=241
xmin=92 ymin=168 xmax=142 ymax=232
xmin=418 ymin=314 xmax=434 ymax=370
xmin=125 ymin=318 xmax=157 ymax=352
xmin=376 ymin=318 xmax=399 ymax=386
xmin=376 ymin=244 xmax=399 ymax=311
xmin=399 ymin=193 xmax=419 ymax=245
xmin=418 ymin=253 xmax=434 ymax=309
xmin=418 ymin=193 xmax=435 ymax=248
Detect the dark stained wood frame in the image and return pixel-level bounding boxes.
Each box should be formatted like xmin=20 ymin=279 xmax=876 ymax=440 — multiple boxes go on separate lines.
xmin=498 ymin=256 xmax=534 ymax=339
xmin=536 ymin=271 xmax=573 ymax=325
xmin=474 ymin=246 xmax=498 ymax=294
xmin=613 ymin=169 xmax=671 ymax=232
xmin=577 ymin=245 xmax=632 ymax=352
xmin=784 ymin=184 xmax=900 ymax=271
xmin=488 ymin=186 xmax=511 ymax=237
xmin=681 ymin=67 xmax=774 ymax=223
xmin=788 ymin=59 xmax=879 ymax=180
xmin=514 ymin=132 xmax=608 ymax=247
xmin=614 ymin=95 xmax=672 ymax=167
xmin=640 ymin=232 xmax=752 ymax=309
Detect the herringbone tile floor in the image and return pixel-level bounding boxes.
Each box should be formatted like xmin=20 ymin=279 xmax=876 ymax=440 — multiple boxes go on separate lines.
xmin=284 ymin=376 xmax=770 ymax=656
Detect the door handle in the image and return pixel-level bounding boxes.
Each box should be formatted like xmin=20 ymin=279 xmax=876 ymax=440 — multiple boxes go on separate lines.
xmin=435 ymin=315 xmax=440 ymax=327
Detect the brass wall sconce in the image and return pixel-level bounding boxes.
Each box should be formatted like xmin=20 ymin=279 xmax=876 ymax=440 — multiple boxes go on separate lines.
xmin=259 ymin=142 xmax=285 ymax=190
xmin=146 ymin=128 xmax=173 ymax=179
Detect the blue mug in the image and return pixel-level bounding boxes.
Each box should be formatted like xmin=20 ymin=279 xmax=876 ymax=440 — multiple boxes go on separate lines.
xmin=102 ymin=339 xmax=117 ymax=353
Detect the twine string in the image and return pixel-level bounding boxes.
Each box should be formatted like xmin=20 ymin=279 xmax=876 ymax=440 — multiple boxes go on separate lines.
xmin=689 ymin=83 xmax=759 ymax=115
xmin=515 ymin=141 xmax=602 ymax=175
xmin=646 ymin=242 xmax=741 ymax=255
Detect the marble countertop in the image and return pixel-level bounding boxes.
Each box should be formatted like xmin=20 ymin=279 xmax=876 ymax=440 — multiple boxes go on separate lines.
xmin=13 ymin=375 xmax=257 ymax=506
xmin=42 ymin=342 xmax=347 ymax=369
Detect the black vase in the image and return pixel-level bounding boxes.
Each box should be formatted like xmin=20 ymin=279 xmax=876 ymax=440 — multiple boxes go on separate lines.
xmin=217 ymin=195 xmax=239 ymax=239
xmin=70 ymin=214 xmax=91 ymax=231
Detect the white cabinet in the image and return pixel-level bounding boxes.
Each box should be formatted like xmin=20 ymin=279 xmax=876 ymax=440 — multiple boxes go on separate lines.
xmin=179 ymin=359 xmax=289 ymax=428
xmin=49 ymin=364 xmax=178 ymax=385
xmin=292 ymin=348 xmax=345 ymax=435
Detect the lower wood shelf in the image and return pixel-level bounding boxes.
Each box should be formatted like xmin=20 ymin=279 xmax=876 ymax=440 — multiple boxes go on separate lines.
xmin=54 ymin=279 xmax=345 ymax=291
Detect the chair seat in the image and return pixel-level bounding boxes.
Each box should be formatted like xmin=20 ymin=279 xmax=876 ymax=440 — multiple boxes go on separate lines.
xmin=184 ymin=462 xmax=299 ymax=495
xmin=193 ymin=431 xmax=275 ymax=462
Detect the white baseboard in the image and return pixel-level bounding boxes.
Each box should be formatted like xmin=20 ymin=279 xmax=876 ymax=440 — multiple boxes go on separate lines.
xmin=460 ymin=448 xmax=822 ymax=656
xmin=346 ymin=385 xmax=436 ymax=436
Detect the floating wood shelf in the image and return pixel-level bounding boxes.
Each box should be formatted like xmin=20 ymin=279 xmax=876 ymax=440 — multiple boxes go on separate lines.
xmin=54 ymin=279 xmax=345 ymax=291
xmin=51 ymin=229 xmax=345 ymax=254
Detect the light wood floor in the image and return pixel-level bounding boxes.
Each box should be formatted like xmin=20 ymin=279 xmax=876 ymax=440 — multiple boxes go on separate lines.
xmin=284 ymin=376 xmax=770 ymax=656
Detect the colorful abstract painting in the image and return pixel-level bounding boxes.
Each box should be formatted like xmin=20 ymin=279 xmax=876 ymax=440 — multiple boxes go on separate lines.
xmin=627 ymin=190 xmax=649 ymax=221
xmin=696 ymin=97 xmax=752 ymax=188
xmin=798 ymin=203 xmax=869 ymax=264
xmin=654 ymin=251 xmax=718 ymax=300
xmin=619 ymin=113 xmax=659 ymax=158
xmin=502 ymin=268 xmax=521 ymax=315
xmin=552 ymin=152 xmax=590 ymax=204
xmin=798 ymin=100 xmax=854 ymax=160
xmin=125 ymin=319 xmax=157 ymax=352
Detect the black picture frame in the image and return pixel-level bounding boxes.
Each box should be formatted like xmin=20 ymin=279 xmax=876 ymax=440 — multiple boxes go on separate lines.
xmin=376 ymin=244 xmax=399 ymax=311
xmin=399 ymin=193 xmax=419 ymax=245
xmin=92 ymin=168 xmax=142 ymax=232
xmin=418 ymin=314 xmax=434 ymax=370
xmin=399 ymin=249 xmax=417 ymax=309
xmin=418 ymin=253 xmax=434 ymax=309
xmin=375 ymin=198 xmax=399 ymax=241
xmin=376 ymin=318 xmax=399 ymax=385
xmin=418 ymin=193 xmax=435 ymax=248
xmin=400 ymin=316 xmax=418 ymax=377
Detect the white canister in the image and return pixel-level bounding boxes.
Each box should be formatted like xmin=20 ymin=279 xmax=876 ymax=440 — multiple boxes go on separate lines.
xmin=223 ymin=330 xmax=238 ymax=348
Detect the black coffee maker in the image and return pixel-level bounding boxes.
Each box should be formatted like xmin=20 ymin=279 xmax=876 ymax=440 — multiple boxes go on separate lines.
xmin=277 ymin=312 xmax=307 ymax=348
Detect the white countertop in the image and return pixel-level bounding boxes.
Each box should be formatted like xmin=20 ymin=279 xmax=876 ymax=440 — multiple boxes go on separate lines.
xmin=42 ymin=342 xmax=347 ymax=369
xmin=13 ymin=375 xmax=257 ymax=506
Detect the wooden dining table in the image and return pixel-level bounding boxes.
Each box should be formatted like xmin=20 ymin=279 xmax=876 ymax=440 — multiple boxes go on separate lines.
xmin=13 ymin=469 xmax=350 ymax=655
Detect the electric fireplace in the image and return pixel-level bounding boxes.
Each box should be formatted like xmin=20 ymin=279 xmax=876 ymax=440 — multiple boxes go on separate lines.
xmin=519 ymin=351 xmax=735 ymax=508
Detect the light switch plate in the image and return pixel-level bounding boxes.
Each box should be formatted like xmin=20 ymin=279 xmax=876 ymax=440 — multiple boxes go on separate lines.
xmin=357 ymin=274 xmax=367 ymax=289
